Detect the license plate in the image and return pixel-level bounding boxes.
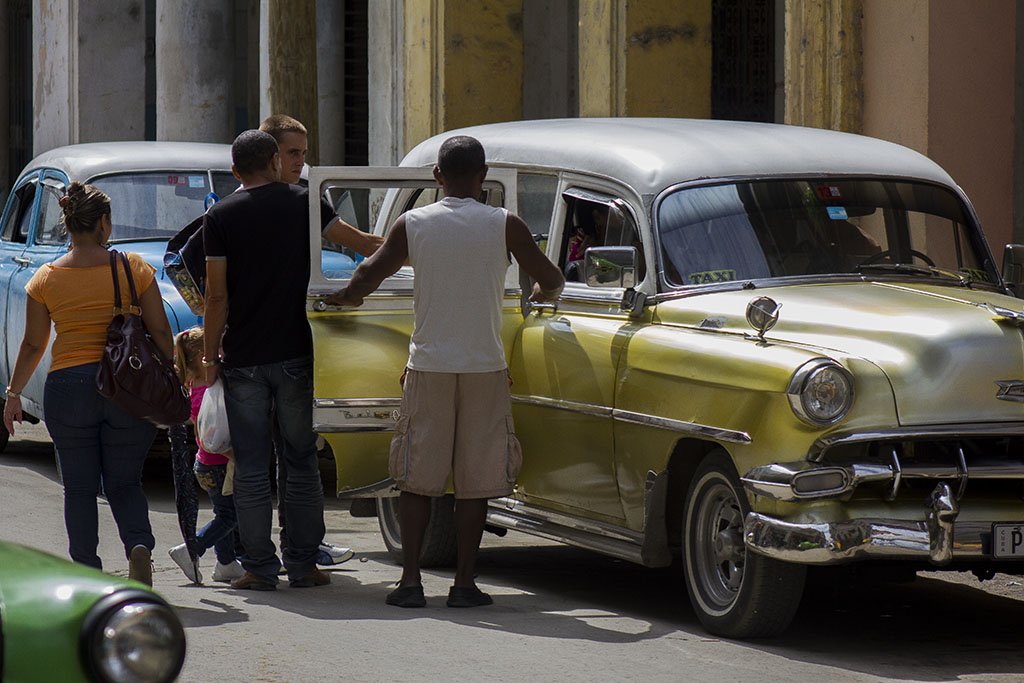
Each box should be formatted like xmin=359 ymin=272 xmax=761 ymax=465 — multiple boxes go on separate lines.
xmin=992 ymin=524 xmax=1024 ymax=558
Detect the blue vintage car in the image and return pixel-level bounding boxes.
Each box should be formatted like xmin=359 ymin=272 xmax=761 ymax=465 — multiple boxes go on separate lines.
xmin=0 ymin=142 xmax=356 ymax=449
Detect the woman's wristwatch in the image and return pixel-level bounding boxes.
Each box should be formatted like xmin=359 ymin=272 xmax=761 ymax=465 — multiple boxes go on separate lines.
xmin=4 ymin=386 xmax=21 ymax=400
xmin=201 ymin=356 xmax=222 ymax=368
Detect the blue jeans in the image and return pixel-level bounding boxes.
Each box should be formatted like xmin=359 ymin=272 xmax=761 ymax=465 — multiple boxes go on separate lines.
xmin=193 ymin=461 xmax=238 ymax=565
xmin=44 ymin=363 xmax=157 ymax=570
xmin=222 ymin=356 xmax=324 ymax=582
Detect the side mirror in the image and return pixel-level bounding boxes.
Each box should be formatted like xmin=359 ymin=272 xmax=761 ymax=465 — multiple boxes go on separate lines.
xmin=584 ymin=246 xmax=637 ymax=289
xmin=1003 ymin=244 xmax=1024 ymax=297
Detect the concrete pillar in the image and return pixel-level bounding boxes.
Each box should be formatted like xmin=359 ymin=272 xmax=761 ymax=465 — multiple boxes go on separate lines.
xmin=403 ymin=0 xmax=524 ymax=154
xmin=578 ymin=0 xmax=711 ymax=118
xmin=0 ymin=1 xmax=9 ymax=198
xmin=316 ymin=0 xmax=345 ymax=165
xmin=522 ymin=0 xmax=577 ymax=119
xmin=156 ymin=0 xmax=234 ymax=142
xmin=259 ymin=0 xmax=319 ymax=163
xmin=782 ymin=0 xmax=863 ymax=132
xmin=368 ymin=0 xmax=404 ymax=165
xmin=77 ymin=2 xmax=146 ymax=142
xmin=32 ymin=0 xmax=75 ymax=154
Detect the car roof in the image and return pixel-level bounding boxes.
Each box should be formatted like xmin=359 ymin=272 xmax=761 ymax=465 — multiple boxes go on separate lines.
xmin=20 ymin=141 xmax=233 ymax=183
xmin=402 ymin=118 xmax=957 ymax=195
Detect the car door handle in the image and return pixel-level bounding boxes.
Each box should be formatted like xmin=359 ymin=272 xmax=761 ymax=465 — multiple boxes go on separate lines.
xmin=531 ymin=301 xmax=559 ymax=315
xmin=11 ymin=256 xmax=29 ymax=266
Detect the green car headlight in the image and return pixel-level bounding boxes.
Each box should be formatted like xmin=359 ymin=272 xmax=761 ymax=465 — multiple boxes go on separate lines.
xmin=81 ymin=591 xmax=186 ymax=683
xmin=787 ymin=359 xmax=854 ymax=426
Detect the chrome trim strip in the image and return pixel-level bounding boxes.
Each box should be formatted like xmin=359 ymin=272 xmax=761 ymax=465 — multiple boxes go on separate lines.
xmin=486 ymin=497 xmax=644 ymax=564
xmin=745 ymin=482 xmax=960 ymax=565
xmin=313 ymin=398 xmax=402 ymax=433
xmin=811 ymin=422 xmax=1024 ymax=460
xmin=336 ymin=478 xmax=397 ymax=499
xmin=511 ymin=395 xmax=751 ymax=444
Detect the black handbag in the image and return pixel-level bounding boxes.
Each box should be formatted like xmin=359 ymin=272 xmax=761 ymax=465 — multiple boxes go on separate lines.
xmin=96 ymin=251 xmax=190 ymax=426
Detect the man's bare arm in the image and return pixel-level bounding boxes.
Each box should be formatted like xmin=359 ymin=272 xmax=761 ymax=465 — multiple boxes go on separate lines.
xmin=325 ymin=215 xmax=410 ymax=307
xmin=506 ymin=214 xmax=564 ymax=302
xmin=323 ymin=217 xmax=385 ymax=257
xmin=203 ymin=258 xmax=229 ymax=383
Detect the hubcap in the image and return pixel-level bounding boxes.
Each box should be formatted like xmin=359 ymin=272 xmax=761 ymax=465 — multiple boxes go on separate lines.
xmin=693 ymin=480 xmax=746 ymax=608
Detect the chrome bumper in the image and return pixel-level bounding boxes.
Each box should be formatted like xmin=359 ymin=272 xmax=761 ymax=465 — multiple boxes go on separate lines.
xmin=745 ymin=482 xmax=963 ymax=565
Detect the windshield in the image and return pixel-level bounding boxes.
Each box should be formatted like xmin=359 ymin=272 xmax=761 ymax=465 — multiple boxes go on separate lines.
xmin=658 ymin=179 xmax=998 ymax=288
xmin=91 ymin=171 xmax=223 ymax=241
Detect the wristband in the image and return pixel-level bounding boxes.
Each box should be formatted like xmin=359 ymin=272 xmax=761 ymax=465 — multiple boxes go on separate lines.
xmin=4 ymin=386 xmax=21 ymax=399
xmin=201 ymin=356 xmax=222 ymax=368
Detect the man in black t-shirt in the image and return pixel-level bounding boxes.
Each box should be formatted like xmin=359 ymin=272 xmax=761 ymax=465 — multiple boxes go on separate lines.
xmin=202 ymin=129 xmax=331 ymax=590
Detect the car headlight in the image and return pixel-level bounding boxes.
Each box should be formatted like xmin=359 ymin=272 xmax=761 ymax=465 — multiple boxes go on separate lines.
xmin=81 ymin=590 xmax=186 ymax=683
xmin=787 ymin=359 xmax=854 ymax=426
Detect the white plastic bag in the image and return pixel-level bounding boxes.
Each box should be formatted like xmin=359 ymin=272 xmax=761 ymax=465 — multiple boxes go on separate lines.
xmin=196 ymin=379 xmax=232 ymax=454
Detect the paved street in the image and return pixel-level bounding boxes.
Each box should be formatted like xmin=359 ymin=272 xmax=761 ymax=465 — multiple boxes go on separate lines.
xmin=2 ymin=423 xmax=1023 ymax=683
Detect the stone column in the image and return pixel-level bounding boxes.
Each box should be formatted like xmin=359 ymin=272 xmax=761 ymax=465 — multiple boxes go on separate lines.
xmin=578 ymin=0 xmax=712 ymax=118
xmin=368 ymin=0 xmax=404 ymax=165
xmin=0 ymin=1 xmax=9 ymax=197
xmin=32 ymin=0 xmax=75 ymax=154
xmin=260 ymin=0 xmax=319 ymax=163
xmin=403 ymin=0 xmax=524 ymax=153
xmin=522 ymin=0 xmax=578 ymax=119
xmin=316 ymin=0 xmax=344 ymax=165
xmin=783 ymin=0 xmax=863 ymax=132
xmin=156 ymin=0 xmax=235 ymax=142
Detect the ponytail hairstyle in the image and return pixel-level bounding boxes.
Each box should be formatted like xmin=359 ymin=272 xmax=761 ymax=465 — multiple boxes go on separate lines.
xmin=59 ymin=182 xmax=111 ymax=235
xmin=174 ymin=327 xmax=205 ymax=385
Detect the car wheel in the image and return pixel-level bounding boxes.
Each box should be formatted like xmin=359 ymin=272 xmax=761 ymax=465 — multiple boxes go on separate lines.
xmin=377 ymin=494 xmax=458 ymax=568
xmin=683 ymin=450 xmax=806 ymax=638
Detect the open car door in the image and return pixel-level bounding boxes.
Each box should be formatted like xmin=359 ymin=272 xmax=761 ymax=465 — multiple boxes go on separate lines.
xmin=306 ymin=166 xmax=519 ymax=498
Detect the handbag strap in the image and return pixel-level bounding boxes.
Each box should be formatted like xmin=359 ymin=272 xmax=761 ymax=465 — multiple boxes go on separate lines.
xmin=108 ymin=250 xmax=142 ymax=315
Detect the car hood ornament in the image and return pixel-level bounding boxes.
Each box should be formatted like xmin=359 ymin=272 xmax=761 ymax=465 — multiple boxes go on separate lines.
xmin=995 ymin=380 xmax=1024 ymax=402
xmin=746 ymin=296 xmax=781 ymax=340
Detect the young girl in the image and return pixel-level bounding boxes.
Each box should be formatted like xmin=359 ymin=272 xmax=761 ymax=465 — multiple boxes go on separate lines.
xmin=168 ymin=327 xmax=244 ymax=584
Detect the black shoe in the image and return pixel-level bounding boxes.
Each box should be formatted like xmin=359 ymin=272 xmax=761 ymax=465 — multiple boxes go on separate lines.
xmin=230 ymin=571 xmax=277 ymax=591
xmin=386 ymin=584 xmax=426 ymax=608
xmin=290 ymin=568 xmax=331 ymax=588
xmin=447 ymin=585 xmax=493 ymax=608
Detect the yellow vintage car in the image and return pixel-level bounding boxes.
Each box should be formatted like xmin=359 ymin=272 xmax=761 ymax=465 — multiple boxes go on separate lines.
xmin=305 ymin=119 xmax=1024 ymax=638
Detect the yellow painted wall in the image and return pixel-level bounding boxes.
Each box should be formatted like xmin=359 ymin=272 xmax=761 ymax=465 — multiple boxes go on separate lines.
xmin=579 ymin=0 xmax=711 ymax=118
xmin=404 ymin=0 xmax=523 ymax=152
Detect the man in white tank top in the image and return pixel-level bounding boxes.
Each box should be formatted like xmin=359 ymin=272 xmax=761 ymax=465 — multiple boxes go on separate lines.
xmin=329 ymin=136 xmax=563 ymax=608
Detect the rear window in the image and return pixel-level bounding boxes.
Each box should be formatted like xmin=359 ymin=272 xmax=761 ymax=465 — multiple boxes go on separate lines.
xmin=91 ymin=172 xmax=224 ymax=241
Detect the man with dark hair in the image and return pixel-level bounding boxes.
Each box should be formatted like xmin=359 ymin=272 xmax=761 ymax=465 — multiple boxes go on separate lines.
xmin=328 ymin=135 xmax=564 ymax=608
xmin=202 ymin=129 xmax=332 ymax=591
xmin=257 ymin=114 xmax=371 ymax=569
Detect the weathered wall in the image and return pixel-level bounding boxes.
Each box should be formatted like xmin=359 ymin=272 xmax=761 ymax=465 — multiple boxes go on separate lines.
xmin=316 ymin=0 xmax=344 ymax=165
xmin=929 ymin=0 xmax=1015 ymax=251
xmin=578 ymin=0 xmax=711 ymax=117
xmin=265 ymin=0 xmax=319 ymax=162
xmin=522 ymin=0 xmax=577 ymax=119
xmin=862 ymin=0 xmax=928 ymax=153
xmin=32 ymin=0 xmax=73 ymax=154
xmin=156 ymin=0 xmax=234 ymax=142
xmin=77 ymin=1 xmax=146 ymax=142
xmin=368 ymin=0 xmax=404 ymax=165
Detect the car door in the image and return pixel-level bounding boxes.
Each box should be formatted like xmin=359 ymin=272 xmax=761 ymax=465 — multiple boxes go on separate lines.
xmin=0 ymin=172 xmax=39 ymax=387
xmin=305 ymin=167 xmax=519 ymax=497
xmin=8 ymin=172 xmax=68 ymax=414
xmin=508 ymin=178 xmax=649 ymax=522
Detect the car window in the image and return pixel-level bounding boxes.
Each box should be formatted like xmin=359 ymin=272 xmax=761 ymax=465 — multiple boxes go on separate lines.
xmin=35 ymin=183 xmax=67 ymax=245
xmin=518 ymin=173 xmax=558 ymax=248
xmin=559 ymin=190 xmax=644 ymax=284
xmin=3 ymin=179 xmax=37 ymax=244
xmin=90 ymin=172 xmax=214 ymax=241
xmin=658 ymin=179 xmax=994 ymax=288
xmin=211 ymin=172 xmax=240 ymax=200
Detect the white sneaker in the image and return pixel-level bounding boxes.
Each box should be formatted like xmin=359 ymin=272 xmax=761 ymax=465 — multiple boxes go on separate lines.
xmin=168 ymin=543 xmax=203 ymax=584
xmin=213 ymin=559 xmax=245 ymax=582
xmin=317 ymin=543 xmax=354 ymax=566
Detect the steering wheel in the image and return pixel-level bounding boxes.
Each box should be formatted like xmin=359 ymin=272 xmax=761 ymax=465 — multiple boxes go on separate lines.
xmin=859 ymin=249 xmax=935 ymax=267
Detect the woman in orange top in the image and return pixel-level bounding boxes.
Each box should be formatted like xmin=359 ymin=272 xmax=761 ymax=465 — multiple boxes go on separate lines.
xmin=2 ymin=182 xmax=174 ymax=585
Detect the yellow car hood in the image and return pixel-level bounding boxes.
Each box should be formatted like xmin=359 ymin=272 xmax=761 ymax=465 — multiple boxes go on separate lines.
xmin=656 ymin=281 xmax=1024 ymax=426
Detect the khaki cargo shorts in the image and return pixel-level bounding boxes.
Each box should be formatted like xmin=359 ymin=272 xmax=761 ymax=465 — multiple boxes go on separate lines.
xmin=389 ymin=368 xmax=522 ymax=499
